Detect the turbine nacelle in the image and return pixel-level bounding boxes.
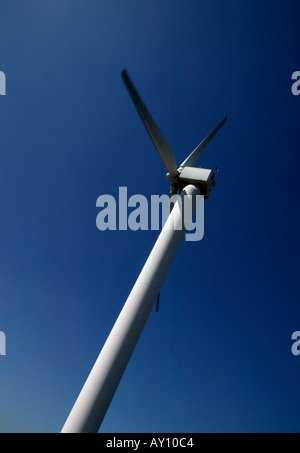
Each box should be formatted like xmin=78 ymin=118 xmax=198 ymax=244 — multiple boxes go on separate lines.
xmin=166 ymin=166 xmax=215 ymax=199
xmin=178 ymin=166 xmax=215 ymax=199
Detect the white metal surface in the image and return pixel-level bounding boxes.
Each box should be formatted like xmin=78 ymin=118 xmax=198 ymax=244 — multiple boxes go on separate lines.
xmin=61 ymin=184 xmax=201 ymax=433
xmin=179 ymin=166 xmax=214 ymax=199
xmin=179 ymin=166 xmax=212 ymax=182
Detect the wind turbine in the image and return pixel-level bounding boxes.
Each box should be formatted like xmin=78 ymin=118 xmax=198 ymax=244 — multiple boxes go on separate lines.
xmin=61 ymin=70 xmax=227 ymax=433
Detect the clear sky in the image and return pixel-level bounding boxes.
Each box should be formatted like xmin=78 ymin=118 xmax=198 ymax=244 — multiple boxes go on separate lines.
xmin=0 ymin=0 xmax=299 ymax=433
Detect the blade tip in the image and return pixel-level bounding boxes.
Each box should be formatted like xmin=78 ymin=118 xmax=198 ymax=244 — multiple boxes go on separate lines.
xmin=121 ymin=69 xmax=129 ymax=83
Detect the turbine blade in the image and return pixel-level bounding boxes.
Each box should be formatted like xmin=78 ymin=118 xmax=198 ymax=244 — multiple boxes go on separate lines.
xmin=121 ymin=69 xmax=178 ymax=177
xmin=179 ymin=117 xmax=227 ymax=169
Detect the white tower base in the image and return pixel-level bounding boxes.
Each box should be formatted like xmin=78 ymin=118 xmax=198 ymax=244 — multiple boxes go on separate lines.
xmin=61 ymin=184 xmax=201 ymax=433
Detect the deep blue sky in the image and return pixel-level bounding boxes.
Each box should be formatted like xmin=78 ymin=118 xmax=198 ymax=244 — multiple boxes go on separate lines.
xmin=0 ymin=0 xmax=299 ymax=433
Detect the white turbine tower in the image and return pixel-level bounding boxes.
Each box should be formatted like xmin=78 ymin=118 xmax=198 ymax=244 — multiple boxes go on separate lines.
xmin=61 ymin=70 xmax=227 ymax=433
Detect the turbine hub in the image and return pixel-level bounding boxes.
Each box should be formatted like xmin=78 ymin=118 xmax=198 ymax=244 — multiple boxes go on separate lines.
xmin=166 ymin=171 xmax=179 ymax=184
